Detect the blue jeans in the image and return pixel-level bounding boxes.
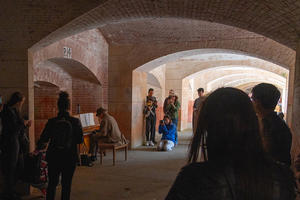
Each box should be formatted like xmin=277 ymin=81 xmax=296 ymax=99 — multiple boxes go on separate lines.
xmin=172 ymin=119 xmax=178 ymax=144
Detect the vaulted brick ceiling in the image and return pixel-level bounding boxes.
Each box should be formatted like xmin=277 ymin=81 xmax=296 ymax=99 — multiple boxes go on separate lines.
xmin=99 ymin=18 xmax=261 ymax=45
xmin=30 ymin=0 xmax=300 ymax=51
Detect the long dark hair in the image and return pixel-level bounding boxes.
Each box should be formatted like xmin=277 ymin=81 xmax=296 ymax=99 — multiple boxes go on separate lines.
xmin=7 ymin=92 xmax=25 ymax=107
xmin=189 ymin=87 xmax=273 ymax=199
xmin=57 ymin=91 xmax=70 ymax=113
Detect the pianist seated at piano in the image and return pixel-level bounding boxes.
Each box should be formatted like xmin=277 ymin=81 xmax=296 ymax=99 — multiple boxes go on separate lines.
xmin=89 ymin=107 xmax=127 ymax=161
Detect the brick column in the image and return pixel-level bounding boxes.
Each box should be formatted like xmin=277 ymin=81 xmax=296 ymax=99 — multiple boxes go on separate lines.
xmin=291 ymin=41 xmax=300 ymax=159
xmin=286 ymin=64 xmax=295 ymax=127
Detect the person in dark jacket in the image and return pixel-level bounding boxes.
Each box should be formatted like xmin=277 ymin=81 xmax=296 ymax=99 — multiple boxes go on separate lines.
xmin=166 ymin=88 xmax=296 ymax=200
xmin=163 ymin=89 xmax=174 ymax=114
xmin=146 ymin=88 xmax=158 ymax=144
xmin=157 ymin=115 xmax=176 ymax=151
xmin=1 ymin=92 xmax=31 ymax=200
xmin=144 ymin=97 xmax=156 ymax=146
xmin=251 ymin=83 xmax=292 ymax=166
xmin=192 ymin=88 xmax=205 ymax=133
xmin=37 ymin=91 xmax=83 ymax=200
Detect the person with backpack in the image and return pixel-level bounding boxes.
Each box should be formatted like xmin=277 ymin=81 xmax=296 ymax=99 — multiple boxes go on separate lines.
xmin=0 ymin=92 xmax=31 ymax=200
xmin=37 ymin=91 xmax=83 ymax=200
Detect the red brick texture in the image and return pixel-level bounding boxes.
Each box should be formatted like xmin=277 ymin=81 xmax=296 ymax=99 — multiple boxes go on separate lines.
xmin=33 ymin=29 xmax=108 ymax=109
xmin=34 ymin=82 xmax=60 ymax=141
xmin=30 ymin=1 xmax=300 ymax=52
xmin=72 ymin=79 xmax=102 ymax=114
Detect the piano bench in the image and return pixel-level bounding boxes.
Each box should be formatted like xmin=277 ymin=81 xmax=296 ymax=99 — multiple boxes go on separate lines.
xmin=98 ymin=143 xmax=128 ymax=166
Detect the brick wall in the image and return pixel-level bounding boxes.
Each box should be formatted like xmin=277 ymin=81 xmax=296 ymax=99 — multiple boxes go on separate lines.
xmin=33 ymin=29 xmax=108 ymax=109
xmin=72 ymin=78 xmax=102 ymax=114
xmin=34 ymin=82 xmax=59 ymax=141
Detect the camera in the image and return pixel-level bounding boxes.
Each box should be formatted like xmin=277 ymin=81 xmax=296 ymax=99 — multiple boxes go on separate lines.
xmin=160 ymin=120 xmax=164 ymax=124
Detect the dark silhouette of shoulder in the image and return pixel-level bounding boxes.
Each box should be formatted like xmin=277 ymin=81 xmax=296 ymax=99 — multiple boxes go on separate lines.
xmin=166 ymin=161 xmax=295 ymax=200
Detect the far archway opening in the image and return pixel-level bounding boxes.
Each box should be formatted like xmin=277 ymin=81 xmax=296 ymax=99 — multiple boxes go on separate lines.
xmin=132 ymin=49 xmax=289 ymax=147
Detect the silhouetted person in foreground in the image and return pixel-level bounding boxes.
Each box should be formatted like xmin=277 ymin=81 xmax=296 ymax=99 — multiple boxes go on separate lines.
xmin=166 ymin=88 xmax=295 ymax=200
xmin=251 ymin=83 xmax=292 ymax=166
xmin=1 ymin=92 xmax=31 ymax=200
xmin=37 ymin=92 xmax=83 ymax=200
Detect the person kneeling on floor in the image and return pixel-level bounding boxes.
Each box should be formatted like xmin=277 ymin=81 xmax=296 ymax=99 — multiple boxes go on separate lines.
xmin=157 ymin=115 xmax=176 ymax=151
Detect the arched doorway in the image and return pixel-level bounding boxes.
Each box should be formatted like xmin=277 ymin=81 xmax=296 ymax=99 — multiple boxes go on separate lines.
xmin=33 ymin=58 xmax=103 ymax=141
xmin=132 ymin=49 xmax=289 ymax=146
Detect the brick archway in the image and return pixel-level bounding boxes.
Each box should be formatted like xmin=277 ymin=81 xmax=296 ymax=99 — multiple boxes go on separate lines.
xmin=34 ymin=58 xmax=104 ymax=115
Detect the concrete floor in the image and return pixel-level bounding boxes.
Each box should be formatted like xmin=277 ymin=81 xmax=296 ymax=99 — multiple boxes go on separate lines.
xmin=26 ymin=131 xmax=192 ymax=200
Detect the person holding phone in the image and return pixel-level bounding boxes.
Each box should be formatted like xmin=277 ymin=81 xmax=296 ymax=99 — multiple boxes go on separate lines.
xmin=1 ymin=92 xmax=31 ymax=200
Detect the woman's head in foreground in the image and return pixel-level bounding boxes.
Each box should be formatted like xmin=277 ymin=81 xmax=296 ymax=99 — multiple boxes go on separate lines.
xmin=189 ymin=87 xmax=264 ymax=163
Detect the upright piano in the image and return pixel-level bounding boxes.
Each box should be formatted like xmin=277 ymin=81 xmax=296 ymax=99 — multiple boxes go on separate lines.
xmin=73 ymin=113 xmax=100 ymax=153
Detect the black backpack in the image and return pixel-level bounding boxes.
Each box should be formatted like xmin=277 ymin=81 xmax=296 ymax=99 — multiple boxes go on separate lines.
xmin=50 ymin=117 xmax=73 ymax=151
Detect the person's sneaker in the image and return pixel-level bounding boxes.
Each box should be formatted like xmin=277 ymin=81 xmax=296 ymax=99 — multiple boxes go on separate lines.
xmin=149 ymin=141 xmax=155 ymax=146
xmin=145 ymin=141 xmax=150 ymax=146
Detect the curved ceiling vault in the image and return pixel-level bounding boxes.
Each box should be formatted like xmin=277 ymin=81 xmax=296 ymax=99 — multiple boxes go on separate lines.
xmin=31 ymin=0 xmax=300 ymax=51
xmin=185 ymin=66 xmax=286 ymax=92
xmin=136 ymin=49 xmax=290 ymax=75
xmin=36 ymin=58 xmax=101 ymax=85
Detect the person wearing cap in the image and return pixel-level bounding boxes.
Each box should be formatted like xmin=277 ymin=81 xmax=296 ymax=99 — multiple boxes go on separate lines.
xmin=165 ymin=95 xmax=181 ymax=145
xmin=163 ymin=89 xmax=175 ymax=114
xmin=89 ymin=107 xmax=127 ymax=161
